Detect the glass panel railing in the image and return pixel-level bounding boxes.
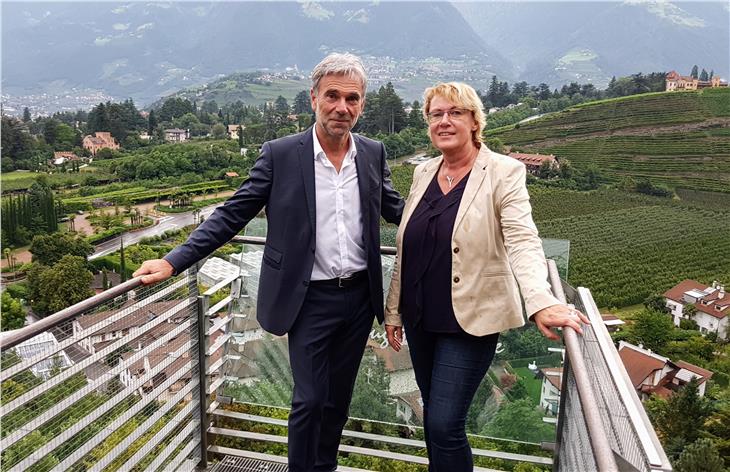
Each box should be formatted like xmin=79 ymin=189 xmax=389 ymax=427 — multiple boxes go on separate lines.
xmin=214 ymin=223 xmax=563 ymax=467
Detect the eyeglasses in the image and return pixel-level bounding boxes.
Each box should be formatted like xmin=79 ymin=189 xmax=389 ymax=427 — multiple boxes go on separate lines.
xmin=426 ymin=108 xmax=471 ymax=124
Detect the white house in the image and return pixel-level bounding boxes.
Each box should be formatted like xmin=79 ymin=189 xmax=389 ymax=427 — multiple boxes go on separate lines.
xmin=539 ymin=367 xmax=562 ymax=415
xmin=664 ymin=280 xmax=729 ymax=340
xmin=164 ymin=128 xmax=189 ymax=142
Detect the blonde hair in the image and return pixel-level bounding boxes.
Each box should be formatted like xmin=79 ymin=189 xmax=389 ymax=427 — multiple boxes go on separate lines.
xmin=423 ymin=82 xmax=486 ymax=145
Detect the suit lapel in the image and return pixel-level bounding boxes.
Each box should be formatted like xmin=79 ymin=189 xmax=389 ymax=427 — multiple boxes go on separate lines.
xmin=353 ymin=135 xmax=371 ymax=242
xmin=453 ymin=147 xmax=491 ymax=234
xmin=297 ymin=128 xmax=316 ymax=232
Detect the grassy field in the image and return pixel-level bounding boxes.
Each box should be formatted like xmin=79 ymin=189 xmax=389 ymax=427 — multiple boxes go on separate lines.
xmin=487 ymin=88 xmax=730 ymax=193
xmin=1 ymin=168 xmax=115 ymax=192
xmin=512 ymin=367 xmax=543 ymax=404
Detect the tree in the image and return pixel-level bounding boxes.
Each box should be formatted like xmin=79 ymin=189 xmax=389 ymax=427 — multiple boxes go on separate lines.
xmin=486 ymin=137 xmax=504 ymax=154
xmin=699 ymin=69 xmax=709 ymax=82
xmin=274 ymin=95 xmax=290 ymax=115
xmin=27 ymin=256 xmax=93 ymax=316
xmin=645 ymin=379 xmax=713 ymax=458
xmin=690 ymin=65 xmax=699 ymax=79
xmin=1 ymin=292 xmax=25 ymax=331
xmin=147 ymin=109 xmax=157 ymax=135
xmin=629 ymin=309 xmax=675 ymax=352
xmin=211 ymin=123 xmax=227 ymax=139
xmin=120 ymin=238 xmax=127 ymax=282
xmin=293 ymin=90 xmax=311 ymax=114
xmin=643 ymin=293 xmax=667 ymax=312
xmin=481 ymin=399 xmax=554 ymax=442
xmin=674 ymin=438 xmax=724 ymax=472
xmin=22 ymin=107 xmax=32 ymax=122
xmin=30 ymin=233 xmax=93 ymax=266
xmin=407 ymin=100 xmax=426 ymax=129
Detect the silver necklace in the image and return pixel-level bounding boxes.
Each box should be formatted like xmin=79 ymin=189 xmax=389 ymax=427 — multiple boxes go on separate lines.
xmin=445 ymin=175 xmax=455 ymax=188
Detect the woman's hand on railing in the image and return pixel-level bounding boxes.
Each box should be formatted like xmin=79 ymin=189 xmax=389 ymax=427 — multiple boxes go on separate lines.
xmin=132 ymin=259 xmax=175 ymax=285
xmin=385 ymin=324 xmax=403 ymax=352
xmin=533 ymin=304 xmax=590 ymax=340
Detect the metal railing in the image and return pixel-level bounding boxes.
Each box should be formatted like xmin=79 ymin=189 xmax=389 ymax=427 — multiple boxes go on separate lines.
xmin=0 ymin=237 xmax=671 ymax=471
xmin=0 ymin=268 xmax=211 ymax=472
xmin=550 ymin=261 xmax=672 ymax=472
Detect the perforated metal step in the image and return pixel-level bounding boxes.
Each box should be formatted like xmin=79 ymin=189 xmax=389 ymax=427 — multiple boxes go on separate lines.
xmin=209 ymin=455 xmax=289 ymax=472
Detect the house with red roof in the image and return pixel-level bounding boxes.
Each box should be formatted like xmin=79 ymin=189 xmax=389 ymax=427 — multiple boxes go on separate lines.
xmin=617 ymin=341 xmax=713 ymax=399
xmin=82 ymin=131 xmax=120 ymax=155
xmin=663 ymin=280 xmax=729 ymax=340
xmin=508 ymin=152 xmax=559 ymax=176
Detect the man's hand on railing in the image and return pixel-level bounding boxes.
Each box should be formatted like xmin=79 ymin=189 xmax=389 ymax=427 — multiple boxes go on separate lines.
xmin=533 ymin=304 xmax=590 ymax=341
xmin=132 ymin=259 xmax=175 ymax=285
xmin=385 ymin=324 xmax=403 ymax=352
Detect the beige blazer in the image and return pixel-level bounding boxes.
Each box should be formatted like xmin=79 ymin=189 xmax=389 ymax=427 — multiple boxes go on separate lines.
xmin=385 ymin=146 xmax=561 ymax=336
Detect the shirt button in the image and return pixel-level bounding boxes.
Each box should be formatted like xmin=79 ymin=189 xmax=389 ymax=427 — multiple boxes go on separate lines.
xmin=453 ymin=247 xmax=459 ymax=254
xmin=453 ymin=277 xmax=460 ymax=283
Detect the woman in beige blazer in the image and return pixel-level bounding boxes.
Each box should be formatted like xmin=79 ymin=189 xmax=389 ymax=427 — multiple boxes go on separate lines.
xmin=384 ymin=82 xmax=588 ymax=471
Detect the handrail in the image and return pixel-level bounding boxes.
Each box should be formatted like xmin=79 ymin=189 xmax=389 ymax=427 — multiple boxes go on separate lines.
xmin=546 ymin=260 xmax=618 ymax=471
xmin=577 ymin=287 xmax=672 ymax=471
xmin=0 ymin=277 xmax=144 ymax=350
xmin=231 ymin=235 xmax=398 ymax=255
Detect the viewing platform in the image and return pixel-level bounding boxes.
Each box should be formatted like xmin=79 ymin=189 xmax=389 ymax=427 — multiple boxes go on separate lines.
xmin=0 ymin=236 xmax=671 ymax=472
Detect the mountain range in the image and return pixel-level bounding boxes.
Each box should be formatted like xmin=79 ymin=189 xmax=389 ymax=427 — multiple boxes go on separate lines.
xmin=2 ymin=1 xmax=728 ymax=108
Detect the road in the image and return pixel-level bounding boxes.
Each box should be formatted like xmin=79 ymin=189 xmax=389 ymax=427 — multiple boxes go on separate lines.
xmin=89 ymin=202 xmax=224 ymax=260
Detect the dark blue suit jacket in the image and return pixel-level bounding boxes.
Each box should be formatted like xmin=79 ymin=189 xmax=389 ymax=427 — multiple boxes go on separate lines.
xmin=164 ymin=128 xmax=404 ymax=335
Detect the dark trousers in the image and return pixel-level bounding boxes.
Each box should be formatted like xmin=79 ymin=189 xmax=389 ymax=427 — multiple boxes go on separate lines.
xmin=405 ymin=327 xmax=499 ymax=472
xmin=287 ymin=278 xmax=374 ymax=472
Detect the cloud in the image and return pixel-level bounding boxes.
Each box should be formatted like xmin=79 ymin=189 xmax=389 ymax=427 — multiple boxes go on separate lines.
xmin=137 ymin=22 xmax=154 ymax=31
xmin=300 ymin=1 xmax=334 ymax=21
xmin=344 ymin=9 xmax=370 ymax=24
xmin=94 ymin=36 xmax=112 ymax=46
xmin=113 ymin=23 xmax=130 ymax=31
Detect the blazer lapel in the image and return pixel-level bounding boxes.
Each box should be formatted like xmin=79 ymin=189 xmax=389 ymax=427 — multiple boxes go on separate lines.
xmin=298 ymin=128 xmax=316 ymax=232
xmin=453 ymin=147 xmax=491 ymax=234
xmin=399 ymin=157 xmax=440 ymax=234
xmin=353 ymin=135 xmax=371 ymax=241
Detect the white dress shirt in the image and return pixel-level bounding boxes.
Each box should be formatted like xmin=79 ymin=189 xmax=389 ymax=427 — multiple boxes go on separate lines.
xmin=311 ymin=127 xmax=366 ymax=280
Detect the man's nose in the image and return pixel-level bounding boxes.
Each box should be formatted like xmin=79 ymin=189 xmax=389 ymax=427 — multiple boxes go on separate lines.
xmin=334 ymin=97 xmax=348 ymax=113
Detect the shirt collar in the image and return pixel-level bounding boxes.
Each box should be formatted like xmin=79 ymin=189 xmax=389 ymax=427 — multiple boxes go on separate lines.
xmin=312 ymin=126 xmax=357 ymax=164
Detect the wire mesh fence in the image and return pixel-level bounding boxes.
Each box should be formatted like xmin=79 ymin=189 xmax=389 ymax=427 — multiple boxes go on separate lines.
xmin=0 ymin=271 xmax=203 ymax=472
xmin=556 ymin=283 xmax=671 ymax=472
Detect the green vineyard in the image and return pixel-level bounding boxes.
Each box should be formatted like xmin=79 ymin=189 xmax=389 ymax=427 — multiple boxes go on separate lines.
xmin=488 ymin=89 xmax=730 ymax=193
xmin=530 ymin=188 xmax=730 ymax=308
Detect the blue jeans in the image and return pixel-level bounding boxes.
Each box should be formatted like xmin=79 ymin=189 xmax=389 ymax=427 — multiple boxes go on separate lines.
xmin=405 ymin=327 xmax=499 ymax=472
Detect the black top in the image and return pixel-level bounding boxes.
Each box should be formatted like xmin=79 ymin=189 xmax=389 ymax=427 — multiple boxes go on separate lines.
xmin=401 ymin=170 xmax=470 ymax=333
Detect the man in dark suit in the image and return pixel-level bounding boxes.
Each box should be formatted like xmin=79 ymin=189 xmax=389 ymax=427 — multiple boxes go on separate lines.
xmin=133 ymin=53 xmax=404 ymax=471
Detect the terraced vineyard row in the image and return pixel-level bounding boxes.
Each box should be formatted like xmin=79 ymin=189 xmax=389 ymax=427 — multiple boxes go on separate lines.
xmin=529 ymin=187 xmax=658 ymax=221
xmin=536 ymin=205 xmax=730 ymax=308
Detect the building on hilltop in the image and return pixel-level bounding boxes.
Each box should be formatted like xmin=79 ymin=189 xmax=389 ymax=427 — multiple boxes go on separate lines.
xmin=663 ymin=280 xmax=728 ymax=339
xmin=508 ymin=152 xmax=559 ymax=176
xmin=617 ymin=341 xmax=712 ymax=399
xmin=665 ymin=70 xmax=728 ymax=91
xmin=82 ymin=131 xmax=120 ymax=155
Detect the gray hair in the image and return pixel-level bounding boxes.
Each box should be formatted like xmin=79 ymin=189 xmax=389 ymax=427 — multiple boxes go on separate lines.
xmin=311 ymin=53 xmax=367 ymax=94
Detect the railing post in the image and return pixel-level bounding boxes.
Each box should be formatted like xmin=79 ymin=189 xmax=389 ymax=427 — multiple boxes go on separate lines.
xmin=194 ymin=266 xmax=210 ymax=470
